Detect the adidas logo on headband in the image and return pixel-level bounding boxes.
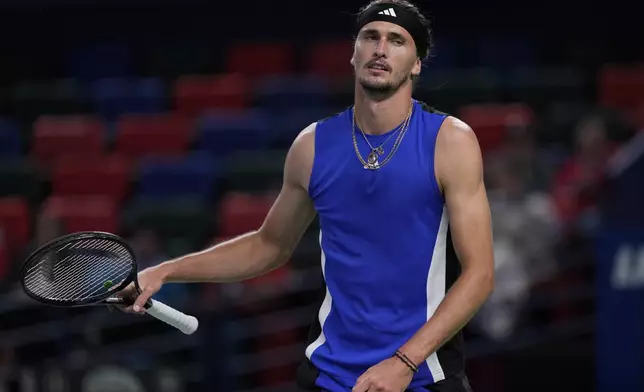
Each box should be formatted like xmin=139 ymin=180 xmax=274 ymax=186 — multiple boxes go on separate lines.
xmin=378 ymin=8 xmax=397 ymax=17
xmin=357 ymin=4 xmax=429 ymax=57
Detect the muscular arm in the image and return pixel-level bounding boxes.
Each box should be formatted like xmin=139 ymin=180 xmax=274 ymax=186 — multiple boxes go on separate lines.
xmin=399 ymin=117 xmax=495 ymax=366
xmin=158 ymin=124 xmax=317 ymax=283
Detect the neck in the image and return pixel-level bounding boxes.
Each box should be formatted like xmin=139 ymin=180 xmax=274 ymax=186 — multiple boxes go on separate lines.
xmin=354 ymin=83 xmax=413 ymax=136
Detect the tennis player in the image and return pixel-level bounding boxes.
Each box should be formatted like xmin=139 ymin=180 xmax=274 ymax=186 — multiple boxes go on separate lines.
xmin=119 ymin=1 xmax=495 ymax=391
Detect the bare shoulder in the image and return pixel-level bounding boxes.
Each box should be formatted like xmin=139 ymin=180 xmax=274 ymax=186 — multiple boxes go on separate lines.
xmin=292 ymin=121 xmax=317 ymax=150
xmin=285 ymin=122 xmax=317 ymax=190
xmin=435 ymin=116 xmax=484 ymax=190
xmin=436 ymin=116 xmax=480 ymax=152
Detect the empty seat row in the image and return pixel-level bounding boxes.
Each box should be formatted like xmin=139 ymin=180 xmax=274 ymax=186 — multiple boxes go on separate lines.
xmin=48 ymin=153 xmax=217 ymax=203
xmin=3 ymin=78 xmax=163 ymax=122
xmin=3 ymin=73 xmax=333 ymax=122
xmin=67 ymin=41 xmax=356 ymax=82
xmin=23 ymin=109 xmax=324 ymax=163
xmin=5 ymin=101 xmax=537 ymax=164
xmin=31 ymin=116 xmax=105 ymax=162
xmin=67 ymin=39 xmax=568 ymax=84
xmin=0 ymin=150 xmax=285 ymax=205
xmin=91 ymin=77 xmax=166 ymax=120
xmin=0 ymin=191 xmax=276 ymax=258
xmin=50 ymin=154 xmax=132 ymax=203
xmin=5 ymin=65 xmax=591 ymax=125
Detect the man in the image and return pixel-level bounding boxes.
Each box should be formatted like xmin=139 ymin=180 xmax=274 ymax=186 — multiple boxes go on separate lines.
xmin=118 ymin=1 xmax=495 ymax=391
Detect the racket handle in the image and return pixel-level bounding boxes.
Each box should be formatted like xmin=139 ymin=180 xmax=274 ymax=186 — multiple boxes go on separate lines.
xmin=144 ymin=299 xmax=199 ymax=335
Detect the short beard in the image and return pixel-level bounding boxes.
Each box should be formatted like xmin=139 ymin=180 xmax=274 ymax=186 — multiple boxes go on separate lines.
xmin=358 ymin=72 xmax=411 ymax=100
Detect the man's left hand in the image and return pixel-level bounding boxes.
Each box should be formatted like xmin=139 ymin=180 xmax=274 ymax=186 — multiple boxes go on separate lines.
xmin=352 ymin=356 xmax=415 ymax=392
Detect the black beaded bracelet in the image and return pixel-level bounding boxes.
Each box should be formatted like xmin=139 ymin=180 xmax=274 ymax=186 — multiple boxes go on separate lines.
xmin=394 ymin=350 xmax=419 ymax=373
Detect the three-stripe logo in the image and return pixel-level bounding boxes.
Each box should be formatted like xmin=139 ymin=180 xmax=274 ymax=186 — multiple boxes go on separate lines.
xmin=378 ymin=8 xmax=397 ymax=17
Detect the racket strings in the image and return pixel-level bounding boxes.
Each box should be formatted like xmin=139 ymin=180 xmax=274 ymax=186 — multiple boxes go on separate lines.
xmin=26 ymin=240 xmax=131 ymax=301
xmin=23 ymin=239 xmax=134 ymax=303
xmin=26 ymin=240 xmax=101 ymax=298
xmin=45 ymin=240 xmax=129 ymax=300
xmin=45 ymin=250 xmax=125 ymax=301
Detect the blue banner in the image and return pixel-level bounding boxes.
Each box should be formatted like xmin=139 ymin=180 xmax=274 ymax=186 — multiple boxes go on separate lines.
xmin=596 ymin=228 xmax=644 ymax=391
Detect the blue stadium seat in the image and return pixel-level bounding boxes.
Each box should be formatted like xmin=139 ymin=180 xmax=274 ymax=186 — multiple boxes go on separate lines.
xmin=91 ymin=78 xmax=165 ymax=120
xmin=0 ymin=118 xmax=21 ymax=156
xmin=255 ymin=75 xmax=330 ymax=112
xmin=270 ymin=107 xmax=337 ymax=148
xmin=135 ymin=78 xmax=166 ymax=113
xmin=196 ymin=109 xmax=271 ymax=156
xmin=136 ymin=153 xmax=217 ymax=200
xmin=67 ymin=43 xmax=132 ymax=82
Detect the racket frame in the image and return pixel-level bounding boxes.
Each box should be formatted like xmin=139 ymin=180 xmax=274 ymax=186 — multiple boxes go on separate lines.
xmin=20 ymin=231 xmax=142 ymax=307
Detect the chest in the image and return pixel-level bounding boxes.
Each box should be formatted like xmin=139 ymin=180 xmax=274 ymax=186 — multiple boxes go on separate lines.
xmin=312 ymin=132 xmax=437 ymax=221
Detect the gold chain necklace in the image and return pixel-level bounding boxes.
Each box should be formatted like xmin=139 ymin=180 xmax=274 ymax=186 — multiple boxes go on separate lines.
xmin=352 ymin=103 xmax=414 ymax=170
xmin=357 ymin=105 xmax=410 ymax=156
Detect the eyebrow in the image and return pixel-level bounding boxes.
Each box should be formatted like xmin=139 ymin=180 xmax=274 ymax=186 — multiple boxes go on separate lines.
xmin=361 ymin=28 xmax=407 ymax=42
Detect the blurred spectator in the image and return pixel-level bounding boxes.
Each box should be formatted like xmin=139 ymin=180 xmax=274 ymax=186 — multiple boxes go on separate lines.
xmin=475 ymin=157 xmax=559 ymax=341
xmin=498 ymin=113 xmax=556 ymax=193
xmin=552 ymin=115 xmax=617 ymax=236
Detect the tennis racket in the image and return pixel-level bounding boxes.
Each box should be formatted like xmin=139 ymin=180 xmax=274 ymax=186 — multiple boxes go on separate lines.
xmin=19 ymin=231 xmax=199 ymax=335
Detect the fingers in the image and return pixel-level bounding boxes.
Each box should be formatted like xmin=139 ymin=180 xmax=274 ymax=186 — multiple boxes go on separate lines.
xmin=109 ymin=283 xmax=138 ymax=313
xmin=132 ymin=286 xmax=155 ymax=313
xmin=105 ymin=297 xmax=134 ymax=313
xmin=114 ymin=282 xmax=136 ymax=301
xmin=352 ymin=376 xmax=370 ymax=392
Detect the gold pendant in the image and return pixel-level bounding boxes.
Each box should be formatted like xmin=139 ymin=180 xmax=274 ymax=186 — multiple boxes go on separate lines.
xmin=365 ymin=150 xmax=380 ymax=169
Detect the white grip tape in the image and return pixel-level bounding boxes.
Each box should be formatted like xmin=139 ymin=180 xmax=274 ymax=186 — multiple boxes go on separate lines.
xmin=145 ymin=299 xmax=199 ymax=335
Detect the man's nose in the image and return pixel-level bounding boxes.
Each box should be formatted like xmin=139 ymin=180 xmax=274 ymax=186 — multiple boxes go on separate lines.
xmin=374 ymin=38 xmax=387 ymax=57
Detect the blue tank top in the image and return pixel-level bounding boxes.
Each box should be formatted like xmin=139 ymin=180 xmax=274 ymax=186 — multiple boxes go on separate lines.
xmin=299 ymin=100 xmax=464 ymax=391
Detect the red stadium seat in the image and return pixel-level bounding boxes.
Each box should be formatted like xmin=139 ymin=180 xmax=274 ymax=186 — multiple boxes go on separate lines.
xmin=174 ymin=74 xmax=249 ymax=117
xmin=31 ymin=115 xmax=105 ymax=164
xmin=598 ymin=64 xmax=644 ymax=113
xmin=42 ymin=195 xmax=118 ymax=234
xmin=458 ymin=103 xmax=535 ymax=153
xmin=0 ymin=197 xmax=30 ymax=254
xmin=115 ymin=114 xmax=192 ymax=158
xmin=226 ymin=43 xmax=294 ymax=78
xmin=51 ymin=154 xmax=131 ymax=203
xmin=218 ymin=192 xmax=275 ymax=238
xmin=307 ymin=41 xmax=355 ymax=79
